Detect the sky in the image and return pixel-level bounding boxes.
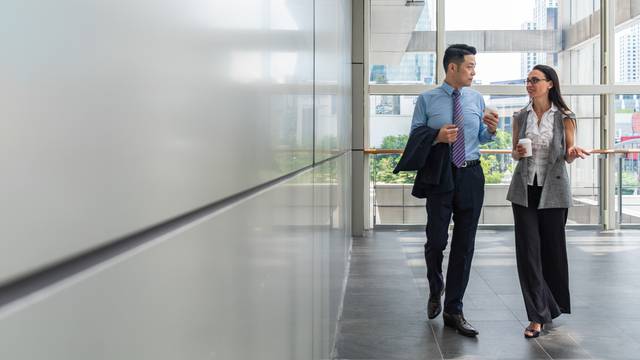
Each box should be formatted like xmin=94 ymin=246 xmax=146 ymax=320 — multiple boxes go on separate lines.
xmin=444 ymin=0 xmax=537 ymax=83
xmin=444 ymin=0 xmax=536 ymax=31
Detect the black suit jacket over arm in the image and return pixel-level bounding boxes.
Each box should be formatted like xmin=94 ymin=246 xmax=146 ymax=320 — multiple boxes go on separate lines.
xmin=392 ymin=125 xmax=453 ymax=198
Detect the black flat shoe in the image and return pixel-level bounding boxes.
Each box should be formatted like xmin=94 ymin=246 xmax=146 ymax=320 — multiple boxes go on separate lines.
xmin=443 ymin=312 xmax=479 ymax=337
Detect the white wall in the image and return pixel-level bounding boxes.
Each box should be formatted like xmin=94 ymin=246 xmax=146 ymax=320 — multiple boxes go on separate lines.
xmin=0 ymin=1 xmax=352 ymax=358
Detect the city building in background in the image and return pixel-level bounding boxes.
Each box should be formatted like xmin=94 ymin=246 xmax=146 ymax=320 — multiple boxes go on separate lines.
xmin=618 ymin=23 xmax=640 ymax=83
xmin=368 ymin=0 xmax=640 ymax=226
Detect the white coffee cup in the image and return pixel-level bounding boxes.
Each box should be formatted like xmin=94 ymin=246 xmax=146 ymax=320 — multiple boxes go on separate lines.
xmin=518 ymin=138 xmax=532 ymax=157
xmin=485 ymin=106 xmax=498 ymax=116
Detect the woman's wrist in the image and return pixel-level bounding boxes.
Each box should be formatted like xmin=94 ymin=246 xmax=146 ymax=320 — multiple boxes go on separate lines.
xmin=565 ymin=152 xmax=575 ymax=163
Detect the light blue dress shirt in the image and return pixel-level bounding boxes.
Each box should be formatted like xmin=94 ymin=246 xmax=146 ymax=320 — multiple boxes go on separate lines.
xmin=410 ymin=82 xmax=496 ymax=161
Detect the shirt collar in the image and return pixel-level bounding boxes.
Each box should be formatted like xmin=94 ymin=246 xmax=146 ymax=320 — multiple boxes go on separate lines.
xmin=440 ymin=82 xmax=457 ymax=96
xmin=526 ymin=102 xmax=558 ymax=114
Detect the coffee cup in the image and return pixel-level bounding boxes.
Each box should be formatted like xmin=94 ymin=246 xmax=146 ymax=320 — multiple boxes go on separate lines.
xmin=518 ymin=138 xmax=532 ymax=157
xmin=485 ymin=106 xmax=498 ymax=116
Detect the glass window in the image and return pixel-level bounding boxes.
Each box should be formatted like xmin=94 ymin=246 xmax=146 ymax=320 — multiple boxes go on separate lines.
xmin=443 ymin=0 xmax=600 ymax=85
xmin=616 ymin=21 xmax=640 ymax=84
xmin=614 ymin=94 xmax=640 ymax=224
xmin=571 ymin=0 xmax=598 ymax=24
xmin=369 ymin=0 xmax=436 ymax=84
xmin=369 ymin=95 xmax=416 ymax=147
xmin=566 ymin=95 xmax=601 ymax=225
xmin=368 ymin=94 xmax=600 ymax=225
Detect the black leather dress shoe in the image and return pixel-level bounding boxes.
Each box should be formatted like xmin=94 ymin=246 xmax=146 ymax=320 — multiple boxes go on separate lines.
xmin=427 ymin=293 xmax=442 ymax=319
xmin=443 ymin=312 xmax=479 ymax=337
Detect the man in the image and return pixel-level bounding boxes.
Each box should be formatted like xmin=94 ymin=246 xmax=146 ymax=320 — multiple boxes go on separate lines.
xmin=396 ymin=44 xmax=498 ymax=337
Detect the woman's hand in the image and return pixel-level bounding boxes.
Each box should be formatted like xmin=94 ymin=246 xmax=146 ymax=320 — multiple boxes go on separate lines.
xmin=566 ymin=146 xmax=591 ymax=163
xmin=513 ymin=144 xmax=527 ymax=160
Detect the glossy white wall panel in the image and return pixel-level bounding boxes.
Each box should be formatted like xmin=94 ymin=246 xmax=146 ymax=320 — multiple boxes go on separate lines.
xmin=0 ymin=156 xmax=351 ymax=359
xmin=313 ymin=153 xmax=352 ymax=360
xmin=0 ymin=154 xmax=355 ymax=359
xmin=0 ymin=0 xmax=314 ymax=284
xmin=315 ymin=0 xmax=352 ymax=161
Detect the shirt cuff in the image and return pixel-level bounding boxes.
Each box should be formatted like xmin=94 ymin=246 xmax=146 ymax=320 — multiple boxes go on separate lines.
xmin=486 ymin=130 xmax=497 ymax=142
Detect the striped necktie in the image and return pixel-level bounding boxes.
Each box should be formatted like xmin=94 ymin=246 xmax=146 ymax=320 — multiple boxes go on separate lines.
xmin=451 ymin=89 xmax=466 ymax=167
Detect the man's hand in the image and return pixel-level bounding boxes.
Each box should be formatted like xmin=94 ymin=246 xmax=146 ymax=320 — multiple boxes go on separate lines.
xmin=483 ymin=110 xmax=499 ymax=134
xmin=436 ymin=124 xmax=458 ymax=144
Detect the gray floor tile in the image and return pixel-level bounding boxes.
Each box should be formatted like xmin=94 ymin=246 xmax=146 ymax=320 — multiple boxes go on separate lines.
xmin=546 ymin=318 xmax=631 ymax=340
xmin=570 ymin=334 xmax=640 ymax=360
xmin=461 ymin=308 xmax=520 ymax=321
xmin=335 ymin=331 xmax=442 ymax=360
xmin=346 ymin=284 xmax=422 ymax=298
xmin=333 ymin=230 xmax=640 ymax=360
xmin=432 ymin=320 xmax=550 ymax=359
xmin=464 ymin=293 xmax=512 ymax=311
xmin=339 ymin=319 xmax=435 ymax=338
xmin=341 ymin=303 xmax=426 ymax=321
xmin=343 ymin=293 xmax=424 ymax=309
xmin=535 ymin=333 xmax=592 ymax=359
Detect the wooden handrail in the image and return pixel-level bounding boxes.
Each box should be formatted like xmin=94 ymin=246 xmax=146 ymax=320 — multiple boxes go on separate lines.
xmin=364 ymin=148 xmax=640 ymax=155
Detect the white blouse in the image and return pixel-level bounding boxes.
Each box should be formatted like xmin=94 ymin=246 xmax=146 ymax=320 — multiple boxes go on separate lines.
xmin=525 ymin=103 xmax=557 ymax=186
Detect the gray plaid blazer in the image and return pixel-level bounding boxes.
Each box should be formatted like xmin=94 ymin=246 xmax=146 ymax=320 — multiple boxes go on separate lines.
xmin=506 ymin=106 xmax=576 ymax=209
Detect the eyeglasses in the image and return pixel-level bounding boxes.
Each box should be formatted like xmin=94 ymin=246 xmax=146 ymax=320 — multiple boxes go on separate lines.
xmin=525 ymin=77 xmax=549 ymax=85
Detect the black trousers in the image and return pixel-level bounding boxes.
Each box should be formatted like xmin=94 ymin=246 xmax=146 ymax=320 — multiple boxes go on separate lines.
xmin=512 ymin=184 xmax=571 ymax=324
xmin=425 ymin=164 xmax=484 ymax=315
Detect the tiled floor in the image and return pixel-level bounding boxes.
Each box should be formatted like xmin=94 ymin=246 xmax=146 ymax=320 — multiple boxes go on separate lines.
xmin=333 ymin=229 xmax=640 ymax=360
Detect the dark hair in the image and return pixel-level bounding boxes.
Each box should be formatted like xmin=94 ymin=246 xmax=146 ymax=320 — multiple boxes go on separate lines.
xmin=531 ymin=64 xmax=572 ymax=116
xmin=443 ymin=44 xmax=477 ymax=71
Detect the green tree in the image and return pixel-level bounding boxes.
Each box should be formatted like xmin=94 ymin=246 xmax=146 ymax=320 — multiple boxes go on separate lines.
xmin=373 ymin=134 xmax=415 ymax=184
xmin=480 ymin=130 xmax=512 ymax=184
xmin=481 ymin=154 xmax=504 ymax=183
xmin=374 ymin=131 xmax=514 ymax=185
xmin=380 ymin=134 xmax=408 ymax=150
xmin=621 ymin=171 xmax=640 ymax=195
xmin=485 ymin=130 xmax=512 ymax=150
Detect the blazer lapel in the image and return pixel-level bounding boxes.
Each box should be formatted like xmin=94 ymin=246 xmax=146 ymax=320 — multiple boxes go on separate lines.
xmin=517 ymin=110 xmax=529 ymax=182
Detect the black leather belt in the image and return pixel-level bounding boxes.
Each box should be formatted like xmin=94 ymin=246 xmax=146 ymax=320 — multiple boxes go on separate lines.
xmin=454 ymin=159 xmax=481 ymax=168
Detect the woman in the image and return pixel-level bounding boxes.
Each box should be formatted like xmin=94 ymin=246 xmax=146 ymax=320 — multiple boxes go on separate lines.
xmin=506 ymin=65 xmax=590 ymax=338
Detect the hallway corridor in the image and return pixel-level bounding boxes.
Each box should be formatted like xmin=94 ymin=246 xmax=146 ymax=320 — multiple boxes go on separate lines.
xmin=334 ymin=230 xmax=640 ymax=359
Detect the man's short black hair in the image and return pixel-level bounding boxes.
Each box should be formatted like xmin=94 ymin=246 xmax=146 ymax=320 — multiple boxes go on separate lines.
xmin=443 ymin=44 xmax=477 ymax=71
